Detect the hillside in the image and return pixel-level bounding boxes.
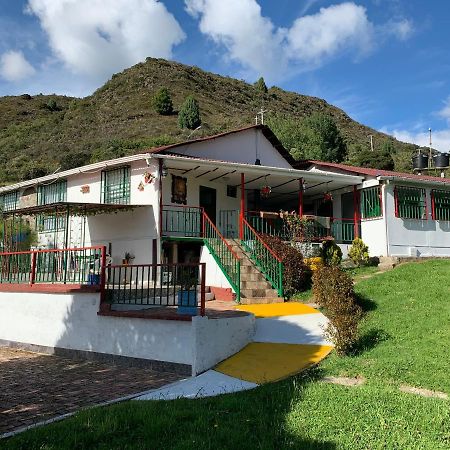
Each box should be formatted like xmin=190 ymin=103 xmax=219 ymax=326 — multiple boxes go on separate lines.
xmin=0 ymin=58 xmax=418 ymax=184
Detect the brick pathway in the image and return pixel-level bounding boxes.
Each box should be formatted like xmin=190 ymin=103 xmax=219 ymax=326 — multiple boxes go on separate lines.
xmin=0 ymin=348 xmax=182 ymax=435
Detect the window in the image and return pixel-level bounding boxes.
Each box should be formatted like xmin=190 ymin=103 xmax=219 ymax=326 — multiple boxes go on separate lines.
xmin=101 ymin=166 xmax=131 ymax=204
xmin=395 ymin=186 xmax=427 ymax=219
xmin=431 ymin=189 xmax=450 ymax=221
xmin=36 ymin=214 xmax=66 ymax=232
xmin=0 ymin=191 xmax=18 ymax=212
xmin=360 ymin=186 xmax=382 ymax=218
xmin=227 ymin=185 xmax=237 ymax=198
xmin=37 ymin=180 xmax=67 ymax=205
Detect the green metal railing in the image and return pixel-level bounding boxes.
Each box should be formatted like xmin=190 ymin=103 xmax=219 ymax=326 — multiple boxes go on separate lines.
xmin=203 ymin=213 xmax=241 ymax=302
xmin=431 ymin=189 xmax=450 ymax=221
xmin=101 ymin=166 xmax=131 ymax=205
xmin=241 ymin=218 xmax=283 ymax=298
xmin=246 ymin=212 xmax=289 ymax=240
xmin=0 ymin=246 xmax=105 ymax=285
xmin=37 ymin=180 xmax=67 ymax=205
xmin=162 ymin=205 xmax=203 ymax=237
xmin=331 ymin=219 xmax=358 ymax=243
xmin=395 ymin=186 xmax=427 ymax=220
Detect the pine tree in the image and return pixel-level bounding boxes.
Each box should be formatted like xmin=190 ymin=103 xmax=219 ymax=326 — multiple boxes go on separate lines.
xmin=152 ymin=87 xmax=173 ymax=115
xmin=254 ymin=77 xmax=268 ymax=93
xmin=178 ymin=95 xmax=201 ymax=130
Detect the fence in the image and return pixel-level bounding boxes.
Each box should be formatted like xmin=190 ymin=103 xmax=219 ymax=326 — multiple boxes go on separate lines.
xmin=104 ymin=263 xmax=206 ymax=315
xmin=161 ymin=205 xmax=203 ymax=237
xmin=0 ymin=246 xmax=105 ymax=285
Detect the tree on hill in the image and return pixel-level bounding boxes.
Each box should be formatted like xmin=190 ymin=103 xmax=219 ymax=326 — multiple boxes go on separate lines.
xmin=267 ymin=112 xmax=347 ymax=162
xmin=348 ymin=140 xmax=395 ymax=170
xmin=178 ymin=95 xmax=201 ymax=130
xmin=254 ymin=77 xmax=268 ymax=93
xmin=152 ymin=87 xmax=173 ymax=115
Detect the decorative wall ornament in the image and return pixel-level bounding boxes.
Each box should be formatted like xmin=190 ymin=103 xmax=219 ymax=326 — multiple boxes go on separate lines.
xmin=144 ymin=171 xmax=155 ymax=184
xmin=138 ymin=181 xmax=145 ymax=191
xmin=171 ymin=175 xmax=187 ymax=204
xmin=80 ymin=185 xmax=90 ymax=194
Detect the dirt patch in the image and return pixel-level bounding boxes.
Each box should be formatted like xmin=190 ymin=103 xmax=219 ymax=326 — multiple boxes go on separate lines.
xmin=321 ymin=376 xmax=365 ymax=387
xmin=399 ymin=385 xmax=448 ymax=400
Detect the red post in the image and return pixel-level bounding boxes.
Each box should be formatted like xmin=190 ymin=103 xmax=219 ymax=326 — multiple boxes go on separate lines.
xmin=99 ymin=245 xmax=107 ymax=304
xmin=239 ymin=173 xmax=245 ymax=239
xmin=30 ymin=252 xmax=36 ymax=285
xmin=298 ymin=178 xmax=304 ymax=217
xmin=158 ymin=159 xmax=163 ymax=238
xmin=200 ymin=262 xmax=206 ymax=317
xmin=353 ymin=186 xmax=360 ymax=238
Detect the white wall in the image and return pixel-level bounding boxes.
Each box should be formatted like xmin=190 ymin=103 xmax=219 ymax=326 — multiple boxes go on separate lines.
xmin=191 ymin=314 xmax=255 ymax=375
xmin=200 ymin=245 xmax=234 ymax=291
xmin=172 ymin=128 xmax=293 ymax=168
xmin=385 ymin=183 xmax=450 ymax=256
xmin=0 ymin=291 xmax=192 ymax=365
xmin=361 ymin=218 xmax=387 ymax=257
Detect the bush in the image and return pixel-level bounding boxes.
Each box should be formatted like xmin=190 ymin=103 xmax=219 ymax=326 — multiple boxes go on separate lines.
xmin=348 ymin=238 xmax=370 ymax=267
xmin=152 ymin=87 xmax=173 ymax=115
xmin=46 ymin=99 xmax=59 ymax=111
xmin=312 ymin=266 xmax=363 ymax=355
xmin=261 ymin=234 xmax=310 ymax=298
xmin=254 ymin=77 xmax=268 ymax=93
xmin=320 ymin=239 xmax=342 ymax=266
xmin=178 ymin=95 xmax=201 ymax=130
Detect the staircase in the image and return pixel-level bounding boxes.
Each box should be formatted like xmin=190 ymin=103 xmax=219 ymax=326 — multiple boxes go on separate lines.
xmin=226 ymin=239 xmax=284 ymax=304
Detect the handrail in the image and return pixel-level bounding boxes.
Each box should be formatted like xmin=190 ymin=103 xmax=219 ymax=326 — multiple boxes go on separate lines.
xmin=203 ymin=212 xmax=241 ymax=302
xmin=241 ymin=218 xmax=283 ymax=298
xmin=0 ymin=245 xmax=104 ymax=257
xmin=242 ymin=218 xmax=282 ymax=261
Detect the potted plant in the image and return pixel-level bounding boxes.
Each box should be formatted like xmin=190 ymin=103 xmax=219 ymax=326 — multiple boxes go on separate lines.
xmin=122 ymin=252 xmax=134 ymax=265
xmin=177 ymin=270 xmax=198 ymax=315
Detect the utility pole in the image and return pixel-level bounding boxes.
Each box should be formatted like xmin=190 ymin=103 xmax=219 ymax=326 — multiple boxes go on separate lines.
xmin=368 ymin=134 xmax=374 ymax=152
xmin=429 ymin=127 xmax=432 ymax=168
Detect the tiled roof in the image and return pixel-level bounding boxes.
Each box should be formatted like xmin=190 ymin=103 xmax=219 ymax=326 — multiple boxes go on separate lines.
xmin=295 ymin=160 xmax=450 ymax=185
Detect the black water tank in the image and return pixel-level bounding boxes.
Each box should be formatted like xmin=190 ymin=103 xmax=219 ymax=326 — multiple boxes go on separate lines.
xmin=412 ymin=153 xmax=429 ymax=170
xmin=433 ymin=153 xmax=449 ymax=169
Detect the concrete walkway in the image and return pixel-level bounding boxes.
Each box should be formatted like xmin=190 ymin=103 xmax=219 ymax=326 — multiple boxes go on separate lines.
xmin=137 ymin=303 xmax=333 ymax=400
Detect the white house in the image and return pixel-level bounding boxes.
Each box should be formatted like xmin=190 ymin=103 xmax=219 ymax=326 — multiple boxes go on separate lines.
xmin=1 ymin=124 xmax=449 ymax=374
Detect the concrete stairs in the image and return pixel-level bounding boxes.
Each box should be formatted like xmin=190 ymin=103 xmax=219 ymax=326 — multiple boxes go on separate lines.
xmin=226 ymin=239 xmax=284 ymax=305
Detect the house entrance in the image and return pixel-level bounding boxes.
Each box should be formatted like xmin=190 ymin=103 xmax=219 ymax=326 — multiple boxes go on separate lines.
xmin=199 ymin=186 xmax=217 ymax=224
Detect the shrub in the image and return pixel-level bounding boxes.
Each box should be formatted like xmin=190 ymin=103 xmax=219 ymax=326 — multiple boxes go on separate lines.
xmin=304 ymin=256 xmax=323 ymax=272
xmin=254 ymin=77 xmax=268 ymax=93
xmin=320 ymin=239 xmax=342 ymax=266
xmin=348 ymin=238 xmax=370 ymax=267
xmin=46 ymin=99 xmax=59 ymax=111
xmin=312 ymin=266 xmax=363 ymax=355
xmin=261 ymin=234 xmax=310 ymax=298
xmin=152 ymin=87 xmax=173 ymax=115
xmin=178 ymin=95 xmax=201 ymax=130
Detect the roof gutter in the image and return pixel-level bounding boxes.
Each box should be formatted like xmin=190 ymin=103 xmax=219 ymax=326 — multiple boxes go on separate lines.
xmin=378 ymin=175 xmax=450 ymax=188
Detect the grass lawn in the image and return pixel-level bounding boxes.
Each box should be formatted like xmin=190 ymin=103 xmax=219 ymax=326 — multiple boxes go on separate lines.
xmin=3 ymin=260 xmax=450 ymax=449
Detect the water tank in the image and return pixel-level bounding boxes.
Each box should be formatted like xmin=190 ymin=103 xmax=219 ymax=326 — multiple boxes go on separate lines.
xmin=412 ymin=153 xmax=429 ymax=170
xmin=433 ymin=153 xmax=449 ymax=169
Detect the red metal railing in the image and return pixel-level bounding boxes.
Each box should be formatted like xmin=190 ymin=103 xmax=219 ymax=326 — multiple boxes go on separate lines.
xmin=0 ymin=246 xmax=106 ymax=286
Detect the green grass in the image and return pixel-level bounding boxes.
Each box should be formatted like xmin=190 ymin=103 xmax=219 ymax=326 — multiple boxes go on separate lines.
xmin=3 ymin=260 xmax=450 ymax=449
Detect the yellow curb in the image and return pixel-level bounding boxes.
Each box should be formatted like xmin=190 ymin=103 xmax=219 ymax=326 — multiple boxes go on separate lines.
xmin=236 ymin=302 xmax=319 ymax=318
xmin=215 ymin=342 xmax=333 ymax=384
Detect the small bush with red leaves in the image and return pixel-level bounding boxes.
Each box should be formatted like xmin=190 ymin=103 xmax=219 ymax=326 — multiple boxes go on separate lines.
xmin=312 ymin=265 xmax=363 ymax=355
xmin=261 ymin=234 xmax=311 ymax=298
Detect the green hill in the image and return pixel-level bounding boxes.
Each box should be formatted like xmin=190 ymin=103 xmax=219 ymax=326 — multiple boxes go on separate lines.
xmin=0 ymin=58 xmax=418 ymax=184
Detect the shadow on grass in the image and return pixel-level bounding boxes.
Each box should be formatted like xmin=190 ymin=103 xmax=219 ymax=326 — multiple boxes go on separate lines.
xmin=5 ymin=366 xmax=337 ymax=450
xmin=355 ymin=293 xmax=377 ymax=313
xmin=352 ymin=328 xmax=391 ymax=356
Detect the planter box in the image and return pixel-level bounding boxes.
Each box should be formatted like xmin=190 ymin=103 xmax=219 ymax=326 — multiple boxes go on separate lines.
xmin=177 ymin=291 xmax=198 ymax=316
xmin=259 ymin=211 xmax=280 ymax=219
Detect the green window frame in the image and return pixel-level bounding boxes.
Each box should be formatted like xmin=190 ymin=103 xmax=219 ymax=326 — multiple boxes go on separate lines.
xmin=360 ymin=186 xmax=382 ymax=218
xmin=431 ymin=189 xmax=450 ymax=221
xmin=0 ymin=191 xmax=18 ymax=212
xmin=36 ymin=214 xmax=66 ymax=232
xmin=37 ymin=180 xmax=67 ymax=205
xmin=395 ymin=186 xmax=427 ymax=220
xmin=101 ymin=166 xmax=131 ymax=204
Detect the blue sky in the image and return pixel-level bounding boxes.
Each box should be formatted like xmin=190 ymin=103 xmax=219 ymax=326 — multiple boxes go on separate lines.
xmin=1 ymin=0 xmax=450 ymax=150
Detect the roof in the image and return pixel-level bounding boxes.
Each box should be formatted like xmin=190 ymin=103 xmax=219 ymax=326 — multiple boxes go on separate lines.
xmin=147 ymin=124 xmax=296 ymax=166
xmin=295 ymin=160 xmax=450 ymax=185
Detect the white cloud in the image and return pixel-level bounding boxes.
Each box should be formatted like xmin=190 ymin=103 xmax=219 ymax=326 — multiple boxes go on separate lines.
xmin=438 ymin=96 xmax=450 ymax=123
xmin=0 ymin=50 xmax=36 ymax=82
xmin=26 ymin=0 xmax=185 ymax=79
xmin=185 ymin=1 xmax=412 ymax=82
xmin=382 ymin=127 xmax=450 ymax=152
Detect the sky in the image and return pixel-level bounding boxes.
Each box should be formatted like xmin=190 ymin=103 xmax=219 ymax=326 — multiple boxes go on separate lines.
xmin=0 ymin=0 xmax=450 ymax=151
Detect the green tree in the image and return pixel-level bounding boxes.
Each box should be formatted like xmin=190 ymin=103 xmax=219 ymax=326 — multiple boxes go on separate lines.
xmin=349 ymin=140 xmax=395 ymax=170
xmin=46 ymin=99 xmax=59 ymax=111
xmin=178 ymin=95 xmax=201 ymax=130
xmin=152 ymin=87 xmax=173 ymax=115
xmin=254 ymin=77 xmax=268 ymax=93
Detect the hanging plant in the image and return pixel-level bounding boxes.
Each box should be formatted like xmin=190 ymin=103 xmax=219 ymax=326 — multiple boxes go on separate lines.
xmin=144 ymin=171 xmax=155 ymax=184
xmin=323 ymin=192 xmax=333 ymax=202
xmin=260 ymin=185 xmax=272 ymax=198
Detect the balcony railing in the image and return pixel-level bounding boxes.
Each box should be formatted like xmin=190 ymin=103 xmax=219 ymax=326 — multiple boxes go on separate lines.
xmin=104 ymin=263 xmax=206 ymax=316
xmin=0 ymin=246 xmax=105 ymax=285
xmin=161 ymin=205 xmax=203 ymax=237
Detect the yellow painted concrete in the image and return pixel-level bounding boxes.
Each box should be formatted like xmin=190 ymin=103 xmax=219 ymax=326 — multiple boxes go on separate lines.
xmin=215 ymin=342 xmax=333 ymax=384
xmin=236 ymin=302 xmax=319 ymax=318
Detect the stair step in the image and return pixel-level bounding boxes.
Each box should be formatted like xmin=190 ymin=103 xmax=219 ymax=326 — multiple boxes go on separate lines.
xmin=240 ymin=297 xmax=284 ymax=305
xmin=240 ymin=272 xmax=266 ymax=282
xmin=241 ymin=288 xmax=279 ymax=298
xmin=241 ymin=280 xmax=272 ymax=290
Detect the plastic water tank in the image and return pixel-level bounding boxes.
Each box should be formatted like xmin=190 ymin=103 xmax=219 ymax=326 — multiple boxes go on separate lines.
xmin=412 ymin=153 xmax=429 ymax=170
xmin=433 ymin=153 xmax=449 ymax=169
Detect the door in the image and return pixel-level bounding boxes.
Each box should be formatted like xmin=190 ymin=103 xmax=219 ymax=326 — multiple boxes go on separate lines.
xmin=199 ymin=186 xmax=217 ymax=224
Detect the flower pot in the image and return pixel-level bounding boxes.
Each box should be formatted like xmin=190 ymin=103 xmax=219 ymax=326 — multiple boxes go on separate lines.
xmin=177 ymin=291 xmax=198 ymax=315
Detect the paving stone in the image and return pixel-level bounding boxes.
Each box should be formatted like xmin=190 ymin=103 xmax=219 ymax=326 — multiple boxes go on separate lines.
xmin=399 ymin=384 xmax=448 ymax=399
xmin=0 ymin=348 xmax=182 ymax=435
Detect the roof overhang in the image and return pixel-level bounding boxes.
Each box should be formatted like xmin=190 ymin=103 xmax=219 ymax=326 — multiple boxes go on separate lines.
xmin=378 ymin=176 xmax=450 ymax=188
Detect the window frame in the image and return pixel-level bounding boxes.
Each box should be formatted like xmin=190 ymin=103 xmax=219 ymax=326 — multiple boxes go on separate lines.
xmin=0 ymin=191 xmax=18 ymax=212
xmin=36 ymin=213 xmax=67 ymax=233
xmin=101 ymin=166 xmax=131 ymax=205
xmin=360 ymin=186 xmax=382 ymax=219
xmin=431 ymin=189 xmax=450 ymax=221
xmin=37 ymin=180 xmax=67 ymax=206
xmin=394 ymin=185 xmax=427 ymax=220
